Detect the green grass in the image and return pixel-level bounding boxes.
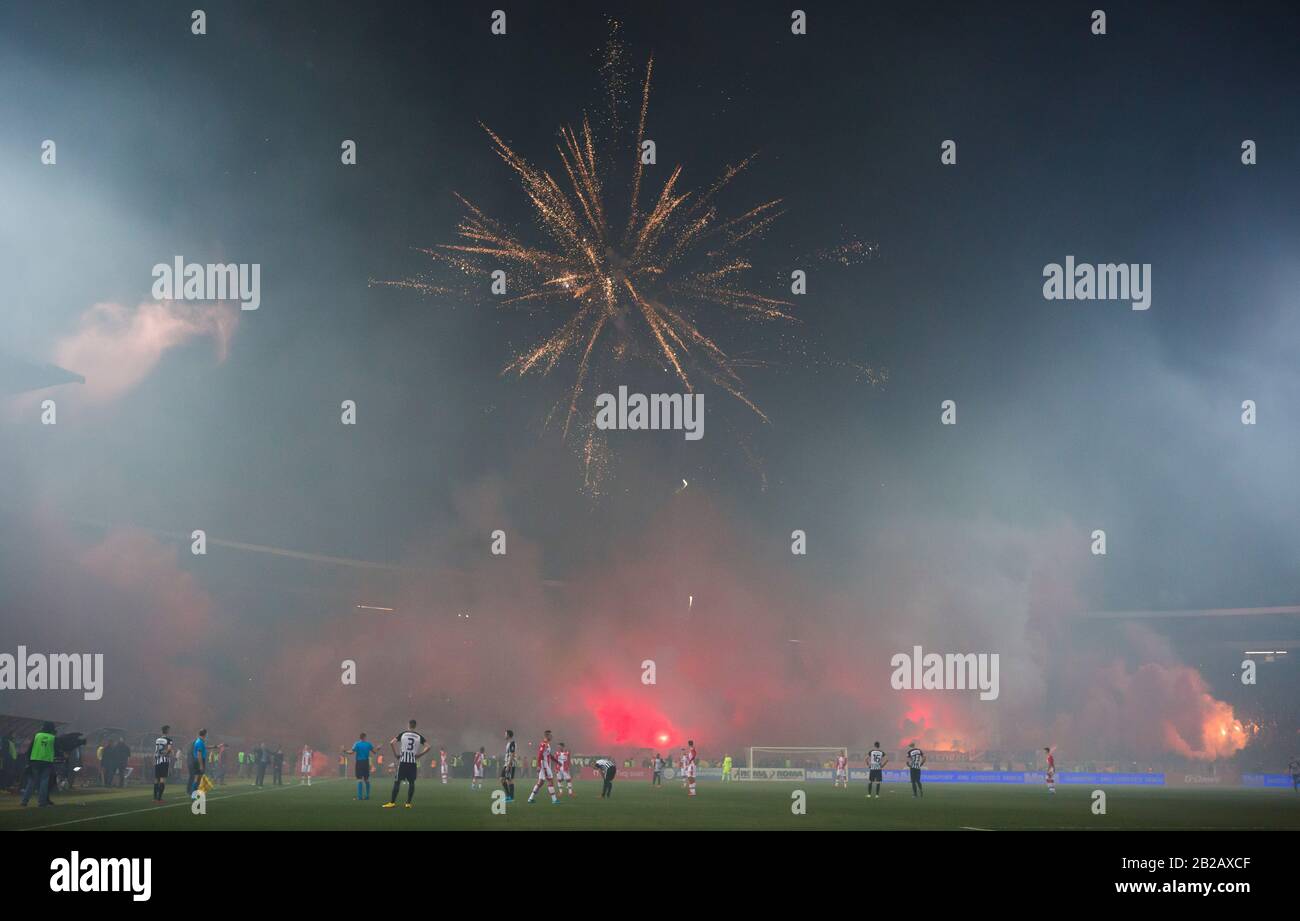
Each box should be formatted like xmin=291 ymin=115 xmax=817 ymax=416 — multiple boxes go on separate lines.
xmin=3 ymin=778 xmax=1298 ymax=831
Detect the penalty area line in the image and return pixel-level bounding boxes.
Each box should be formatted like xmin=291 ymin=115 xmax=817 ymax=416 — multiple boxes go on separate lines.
xmin=19 ymin=779 xmax=338 ymax=831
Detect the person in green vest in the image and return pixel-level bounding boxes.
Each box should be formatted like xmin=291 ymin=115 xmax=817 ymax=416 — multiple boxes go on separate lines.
xmin=721 ymin=753 xmax=733 ymax=782
xmin=20 ymin=721 xmax=57 ymax=807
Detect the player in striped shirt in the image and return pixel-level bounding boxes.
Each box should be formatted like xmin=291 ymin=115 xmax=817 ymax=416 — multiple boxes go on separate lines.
xmin=593 ymin=757 xmax=617 ymax=797
xmin=866 ymin=742 xmax=887 ymax=798
xmin=684 ymin=741 xmax=699 ymax=797
xmin=152 ymin=725 xmax=174 ymax=802
xmin=383 ymin=720 xmax=429 ymax=808
xmin=526 ymin=729 xmax=561 ymax=805
xmin=1043 ymin=747 xmax=1056 ymax=794
xmin=555 ymin=741 xmax=575 ymax=796
xmin=906 ymin=743 xmax=925 ymax=797
xmin=834 ymin=751 xmax=848 ymax=789
xmin=300 ymin=744 xmax=313 ymax=786
xmin=501 ymin=729 xmax=517 ymax=802
xmin=471 ymin=746 xmax=485 ymax=790
xmin=438 ymin=748 xmax=448 ymax=785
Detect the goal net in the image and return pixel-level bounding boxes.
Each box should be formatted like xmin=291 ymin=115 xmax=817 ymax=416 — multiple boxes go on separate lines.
xmin=739 ymin=747 xmax=848 ymax=781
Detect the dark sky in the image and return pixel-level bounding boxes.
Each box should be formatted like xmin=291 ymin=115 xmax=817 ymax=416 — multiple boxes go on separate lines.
xmin=1 ymin=1 xmax=1296 ymax=759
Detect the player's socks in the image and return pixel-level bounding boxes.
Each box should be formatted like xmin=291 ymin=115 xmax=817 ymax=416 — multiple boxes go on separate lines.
xmin=364 ymin=780 xmax=371 ymax=798
xmin=391 ymin=779 xmax=401 ymax=803
xmin=357 ymin=781 xmax=363 ymax=799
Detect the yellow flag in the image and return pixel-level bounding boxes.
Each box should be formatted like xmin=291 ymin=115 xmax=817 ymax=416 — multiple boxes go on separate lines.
xmin=198 ymin=774 xmax=214 ymax=793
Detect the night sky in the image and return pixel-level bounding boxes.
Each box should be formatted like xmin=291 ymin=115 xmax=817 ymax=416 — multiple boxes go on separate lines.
xmin=1 ymin=2 xmax=1297 ymax=764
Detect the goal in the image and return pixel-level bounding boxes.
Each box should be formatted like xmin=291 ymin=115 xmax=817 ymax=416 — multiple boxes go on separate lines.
xmin=740 ymin=747 xmax=848 ymax=781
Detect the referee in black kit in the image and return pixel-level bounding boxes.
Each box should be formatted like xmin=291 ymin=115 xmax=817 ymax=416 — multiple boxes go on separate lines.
xmin=593 ymin=757 xmax=616 ymax=797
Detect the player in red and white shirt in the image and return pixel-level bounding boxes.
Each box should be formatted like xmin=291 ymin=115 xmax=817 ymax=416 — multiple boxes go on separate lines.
xmin=471 ymin=746 xmax=485 ymax=790
xmin=684 ymin=740 xmax=698 ymax=797
xmin=526 ymin=730 xmax=561 ymax=804
xmin=439 ymin=748 xmax=449 ymax=784
xmin=834 ymin=751 xmax=849 ymax=788
xmin=679 ymin=749 xmax=688 ymax=787
xmin=555 ymin=741 xmax=575 ymax=796
xmin=1043 ymin=747 xmax=1056 ymax=794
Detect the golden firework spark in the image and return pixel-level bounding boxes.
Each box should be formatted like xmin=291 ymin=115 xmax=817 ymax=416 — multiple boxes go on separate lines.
xmin=376 ymin=31 xmax=879 ymax=492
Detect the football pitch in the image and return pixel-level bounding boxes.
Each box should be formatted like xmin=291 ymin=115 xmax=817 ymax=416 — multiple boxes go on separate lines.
xmin=4 ymin=778 xmax=1299 ymax=831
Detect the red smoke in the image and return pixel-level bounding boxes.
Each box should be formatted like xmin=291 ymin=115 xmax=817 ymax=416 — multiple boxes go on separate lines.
xmin=585 ymin=691 xmax=680 ymax=748
xmin=0 ymin=492 xmax=1255 ymax=766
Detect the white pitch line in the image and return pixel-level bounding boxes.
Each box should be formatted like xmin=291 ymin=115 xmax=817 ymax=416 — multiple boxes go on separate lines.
xmin=959 ymin=825 xmax=993 ymax=831
xmin=18 ymin=779 xmax=337 ymax=831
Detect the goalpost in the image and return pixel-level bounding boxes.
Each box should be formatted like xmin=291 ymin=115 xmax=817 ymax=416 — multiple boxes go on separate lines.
xmin=739 ymin=747 xmax=848 ymax=781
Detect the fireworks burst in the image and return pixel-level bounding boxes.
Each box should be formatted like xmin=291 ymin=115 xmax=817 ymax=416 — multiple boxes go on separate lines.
xmin=376 ymin=29 xmax=881 ymax=492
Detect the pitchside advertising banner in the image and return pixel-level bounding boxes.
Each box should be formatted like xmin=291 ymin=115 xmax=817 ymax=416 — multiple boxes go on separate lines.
xmin=601 ymin=767 xmax=1290 ymax=787
xmin=734 ymin=769 xmax=1298 ymax=787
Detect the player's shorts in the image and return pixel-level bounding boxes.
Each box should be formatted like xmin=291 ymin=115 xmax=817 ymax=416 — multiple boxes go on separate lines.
xmin=397 ymin=761 xmax=417 ymax=782
xmin=685 ymin=765 xmax=696 ymax=779
xmin=558 ymin=770 xmax=571 ymax=781
xmin=836 ymin=769 xmax=847 ymax=780
xmin=355 ymin=759 xmax=371 ymax=780
xmin=473 ymin=768 xmax=484 ymax=778
xmin=909 ymin=767 xmax=922 ymax=782
xmin=500 ymin=763 xmax=515 ymax=780
xmin=537 ymin=760 xmax=555 ymax=780
xmin=190 ymin=759 xmax=204 ymax=776
xmin=868 ymin=769 xmax=883 ymax=782
xmin=154 ymin=763 xmax=169 ymax=780
xmin=1045 ymin=770 xmax=1055 ymax=782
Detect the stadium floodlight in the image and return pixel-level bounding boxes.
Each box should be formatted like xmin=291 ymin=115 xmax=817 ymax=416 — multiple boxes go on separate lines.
xmin=744 ymin=746 xmax=848 ymax=781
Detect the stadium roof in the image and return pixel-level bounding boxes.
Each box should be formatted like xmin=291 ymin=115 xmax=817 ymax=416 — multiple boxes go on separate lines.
xmin=0 ymin=713 xmax=69 ymax=739
xmin=0 ymin=355 xmax=84 ymax=394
